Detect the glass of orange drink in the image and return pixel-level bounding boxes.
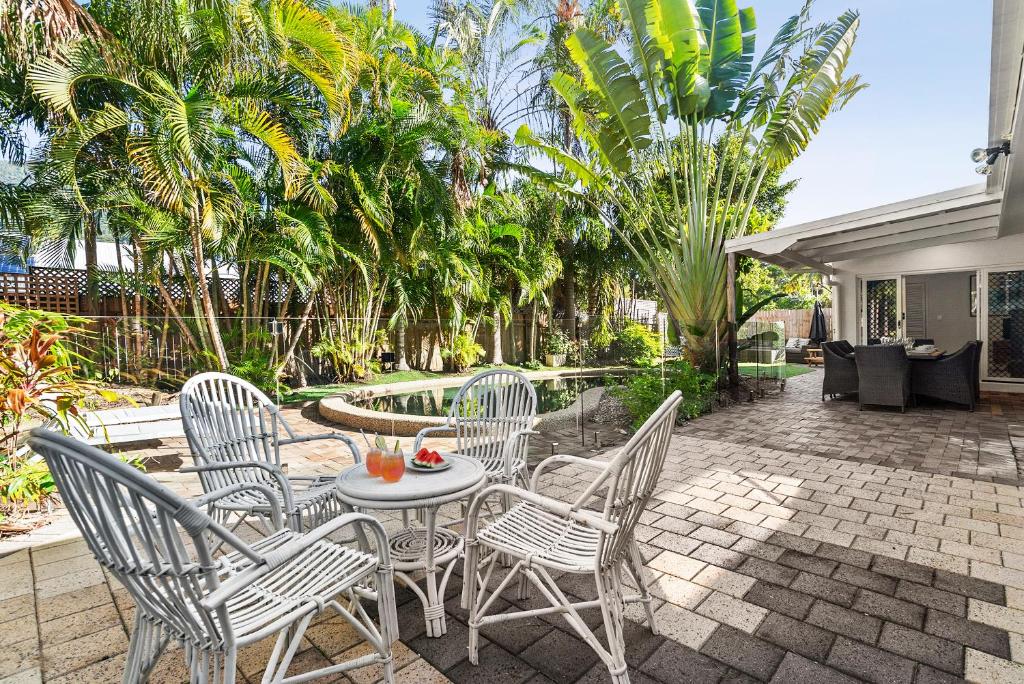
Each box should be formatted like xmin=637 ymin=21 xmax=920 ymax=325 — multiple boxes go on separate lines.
xmin=365 ymin=447 xmax=383 ymax=477
xmin=381 ymin=445 xmax=405 ymax=483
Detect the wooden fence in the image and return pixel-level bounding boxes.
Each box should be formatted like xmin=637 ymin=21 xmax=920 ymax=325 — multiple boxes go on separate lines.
xmin=0 ymin=264 xmax=657 ymax=386
xmin=749 ymin=307 xmax=833 ymax=340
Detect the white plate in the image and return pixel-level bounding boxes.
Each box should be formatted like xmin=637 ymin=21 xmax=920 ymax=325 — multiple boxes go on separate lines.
xmin=408 ymin=458 xmax=452 ymax=473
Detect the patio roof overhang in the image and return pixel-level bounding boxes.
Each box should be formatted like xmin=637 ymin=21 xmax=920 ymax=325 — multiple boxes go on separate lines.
xmin=724 ymin=185 xmax=1003 ymax=273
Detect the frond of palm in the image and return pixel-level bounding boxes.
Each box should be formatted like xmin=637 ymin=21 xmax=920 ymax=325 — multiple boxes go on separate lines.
xmin=1 ymin=0 xmax=109 ymax=71
xmin=517 ymin=0 xmax=863 ymax=370
xmin=262 ymin=0 xmax=360 ymax=124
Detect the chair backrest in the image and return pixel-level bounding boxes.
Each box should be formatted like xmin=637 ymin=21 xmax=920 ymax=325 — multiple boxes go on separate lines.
xmin=180 ymin=372 xmax=289 ymax=494
xmin=944 ymin=342 xmax=975 ymax=362
xmin=834 ymin=340 xmax=855 ymax=355
xmin=29 ymin=428 xmax=244 ymax=648
xmin=593 ymin=390 xmax=681 ymax=568
xmin=448 ymin=370 xmax=537 ymax=468
xmin=822 ymin=341 xmax=850 ymax=367
xmin=855 ymin=344 xmax=909 ymax=375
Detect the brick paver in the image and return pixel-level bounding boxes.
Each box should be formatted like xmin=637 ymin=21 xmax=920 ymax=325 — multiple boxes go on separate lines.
xmin=681 ymin=369 xmax=1024 ymax=483
xmin=2 ymin=372 xmax=1024 ymax=682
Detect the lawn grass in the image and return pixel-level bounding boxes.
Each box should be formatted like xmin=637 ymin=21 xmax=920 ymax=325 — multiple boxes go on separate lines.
xmin=283 ymin=363 xmax=560 ymax=403
xmin=738 ymin=362 xmax=814 ymax=379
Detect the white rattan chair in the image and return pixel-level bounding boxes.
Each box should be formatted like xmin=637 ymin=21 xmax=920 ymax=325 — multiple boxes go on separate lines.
xmin=180 ymin=372 xmax=362 ymax=532
xmin=29 ymin=428 xmax=399 ymax=684
xmin=462 ymin=391 xmax=682 ymax=684
xmin=413 ymin=369 xmax=538 ymax=491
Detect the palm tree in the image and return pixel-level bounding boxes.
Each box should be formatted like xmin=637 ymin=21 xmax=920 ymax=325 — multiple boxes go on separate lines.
xmin=517 ymin=0 xmax=865 ymax=371
xmin=25 ymin=0 xmax=359 ymax=370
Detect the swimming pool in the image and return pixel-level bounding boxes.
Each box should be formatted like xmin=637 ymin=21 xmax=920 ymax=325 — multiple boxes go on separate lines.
xmin=351 ymin=375 xmax=618 ymax=417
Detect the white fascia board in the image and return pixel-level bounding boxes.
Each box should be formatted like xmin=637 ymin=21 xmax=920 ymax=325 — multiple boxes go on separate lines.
xmin=799 ymin=202 xmax=1001 ymax=253
xmin=801 ymin=215 xmax=1001 ymax=261
xmin=726 ymin=185 xmax=992 ymax=255
xmin=816 ymin=226 xmax=999 ymax=263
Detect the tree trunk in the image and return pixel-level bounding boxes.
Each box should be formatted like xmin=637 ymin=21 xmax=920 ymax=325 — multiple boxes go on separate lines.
xmin=395 ymin=320 xmax=411 ymax=371
xmin=727 ymin=252 xmax=740 ymax=394
xmin=563 ymin=256 xmax=577 ymax=340
xmin=153 ymin=250 xmax=201 ymax=353
xmin=131 ymin=242 xmax=144 ymax=377
xmin=190 ymin=228 xmax=229 ymax=370
xmin=489 ymin=306 xmax=504 ymax=365
xmin=277 ymin=293 xmax=317 ymax=375
xmin=528 ymin=299 xmax=538 ymax=361
xmin=112 ymin=233 xmax=133 ymax=375
xmin=83 ymin=214 xmax=98 ymax=315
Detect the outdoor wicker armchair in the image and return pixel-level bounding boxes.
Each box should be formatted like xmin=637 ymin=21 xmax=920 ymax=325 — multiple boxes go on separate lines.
xmin=180 ymin=372 xmax=363 ymax=533
xmin=414 ymin=369 xmax=538 ymax=491
xmin=833 ymin=339 xmax=855 ymax=355
xmin=822 ymin=341 xmax=858 ymax=400
xmin=462 ymin=391 xmax=682 ymax=684
xmin=912 ymin=342 xmax=977 ymax=410
xmin=856 ymin=344 xmax=912 ymax=411
xmin=973 ymin=340 xmax=984 ymax=401
xmin=29 ymin=429 xmax=399 ymax=684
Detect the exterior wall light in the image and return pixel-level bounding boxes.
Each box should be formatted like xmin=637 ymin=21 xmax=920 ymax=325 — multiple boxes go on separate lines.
xmin=972 ymin=141 xmax=1011 ymax=174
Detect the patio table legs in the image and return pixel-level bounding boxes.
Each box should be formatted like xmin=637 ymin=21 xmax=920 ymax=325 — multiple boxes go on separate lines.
xmin=343 ymin=503 xmax=464 ymax=638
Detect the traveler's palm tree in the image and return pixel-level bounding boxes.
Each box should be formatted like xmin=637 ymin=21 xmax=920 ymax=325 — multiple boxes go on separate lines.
xmin=517 ymin=0 xmax=865 ymax=369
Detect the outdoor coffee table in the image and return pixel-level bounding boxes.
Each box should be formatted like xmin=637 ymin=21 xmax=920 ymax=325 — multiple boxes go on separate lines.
xmin=335 ymin=453 xmax=486 ymax=638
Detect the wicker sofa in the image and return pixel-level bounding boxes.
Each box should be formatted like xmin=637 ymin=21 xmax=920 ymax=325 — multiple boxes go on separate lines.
xmin=784 ymin=337 xmax=814 ymax=364
xmin=739 ymin=331 xmax=785 ymax=365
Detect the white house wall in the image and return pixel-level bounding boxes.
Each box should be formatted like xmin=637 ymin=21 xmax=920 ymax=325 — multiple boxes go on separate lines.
xmin=831 ymin=231 xmax=1024 ymax=343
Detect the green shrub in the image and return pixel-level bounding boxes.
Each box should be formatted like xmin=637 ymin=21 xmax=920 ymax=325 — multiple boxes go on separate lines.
xmin=589 ymin=316 xmax=614 ymax=349
xmin=610 ymin=360 xmax=716 ymax=429
xmin=567 ymin=339 xmax=595 ymax=367
xmin=614 ymin=322 xmax=662 ymax=367
xmin=544 ymin=329 xmax=570 ymax=355
xmin=441 ymin=332 xmax=484 ymax=372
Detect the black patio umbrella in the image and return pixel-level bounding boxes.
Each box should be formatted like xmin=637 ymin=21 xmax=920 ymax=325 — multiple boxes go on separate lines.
xmin=809 ymin=300 xmax=829 ymax=344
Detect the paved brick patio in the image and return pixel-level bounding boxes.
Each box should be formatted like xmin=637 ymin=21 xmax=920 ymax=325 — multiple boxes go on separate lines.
xmin=681 ymin=370 xmax=1024 ymax=484
xmin=2 ymin=372 xmax=1024 ymax=683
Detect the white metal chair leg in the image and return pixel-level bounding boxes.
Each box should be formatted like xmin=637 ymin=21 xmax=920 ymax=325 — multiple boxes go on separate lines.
xmin=463 ymin=542 xmax=483 ymax=664
xmin=123 ymin=616 xmax=170 ymax=684
xmin=185 ymin=646 xmax=236 ymax=684
xmin=626 ymin=541 xmax=658 ymax=635
xmin=598 ymin=569 xmax=630 ymax=684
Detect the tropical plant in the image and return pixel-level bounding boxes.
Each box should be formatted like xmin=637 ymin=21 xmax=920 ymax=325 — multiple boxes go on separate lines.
xmin=24 ymin=0 xmax=361 ymax=371
xmin=0 ymin=304 xmax=117 ymax=516
xmin=611 ymin=359 xmax=716 ymax=428
xmin=440 ymin=331 xmax=485 ymax=372
xmin=517 ymin=0 xmax=865 ymax=372
xmin=614 ymin=321 xmax=662 ymax=368
xmin=544 ymin=328 xmax=570 ymax=355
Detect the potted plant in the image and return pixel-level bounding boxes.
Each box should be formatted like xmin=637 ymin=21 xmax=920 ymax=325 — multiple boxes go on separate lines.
xmin=544 ymin=329 xmax=569 ymax=367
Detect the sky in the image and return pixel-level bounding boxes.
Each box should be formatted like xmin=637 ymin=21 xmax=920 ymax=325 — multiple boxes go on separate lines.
xmin=395 ymin=0 xmax=994 ymax=227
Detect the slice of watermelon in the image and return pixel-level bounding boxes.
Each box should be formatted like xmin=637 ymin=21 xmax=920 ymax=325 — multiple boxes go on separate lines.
xmin=413 ymin=450 xmax=445 ymax=468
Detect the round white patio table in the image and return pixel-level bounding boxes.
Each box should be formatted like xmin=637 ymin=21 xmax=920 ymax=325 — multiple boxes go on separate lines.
xmin=335 ymin=453 xmax=486 ymax=638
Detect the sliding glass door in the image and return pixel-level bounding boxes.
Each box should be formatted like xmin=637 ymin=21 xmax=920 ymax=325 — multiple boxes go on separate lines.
xmin=862 ymin=277 xmax=902 ymax=343
xmin=984 ymin=268 xmax=1024 ymax=381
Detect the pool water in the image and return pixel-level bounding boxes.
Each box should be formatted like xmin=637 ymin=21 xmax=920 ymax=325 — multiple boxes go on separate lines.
xmin=353 ymin=376 xmax=616 ymax=417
